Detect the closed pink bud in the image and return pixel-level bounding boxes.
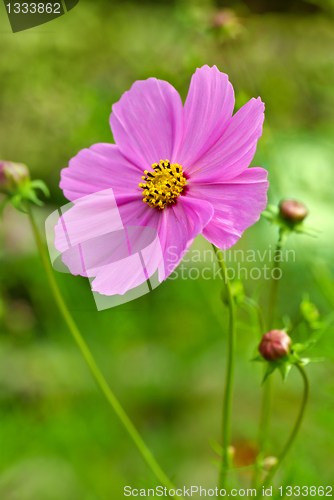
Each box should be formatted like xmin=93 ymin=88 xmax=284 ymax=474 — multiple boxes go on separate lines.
xmin=212 ymin=9 xmax=237 ymax=28
xmin=259 ymin=330 xmax=291 ymax=361
xmin=0 ymin=163 xmax=6 ymax=186
xmin=279 ymin=200 xmax=308 ymax=224
xmin=0 ymin=161 xmax=30 ymax=191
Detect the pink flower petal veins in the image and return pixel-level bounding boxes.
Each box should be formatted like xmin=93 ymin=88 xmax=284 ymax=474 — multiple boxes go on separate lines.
xmin=110 ymin=78 xmax=184 ymax=169
xmin=60 ymin=144 xmax=142 ymax=202
xmin=176 ymin=65 xmax=235 ymax=168
xmin=188 ymin=167 xmax=269 ymax=249
xmin=185 ymin=97 xmax=265 ymax=182
xmin=114 ymin=193 xmax=214 ymax=279
xmin=58 ymin=66 xmax=268 ymax=296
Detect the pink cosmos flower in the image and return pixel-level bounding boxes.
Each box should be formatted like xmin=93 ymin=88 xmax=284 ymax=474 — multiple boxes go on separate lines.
xmin=58 ymin=65 xmax=268 ymax=295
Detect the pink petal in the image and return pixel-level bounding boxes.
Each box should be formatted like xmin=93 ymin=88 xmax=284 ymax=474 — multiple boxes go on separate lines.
xmin=187 ymin=167 xmax=269 ymax=249
xmin=104 ymin=194 xmax=214 ymax=281
xmin=110 ymin=78 xmax=184 ymax=169
xmin=186 ymin=97 xmax=265 ymax=182
xmin=54 ymin=189 xmax=165 ymax=295
xmin=54 ymin=188 xmax=124 ymax=253
xmin=60 ymin=143 xmax=142 ymax=202
xmin=91 ymin=253 xmax=148 ymax=296
xmin=90 ymin=227 xmax=165 ymax=296
xmin=159 ymin=197 xmax=214 ymax=277
xmin=177 ymin=65 xmax=234 ymax=167
xmin=55 ymin=189 xmax=213 ymax=294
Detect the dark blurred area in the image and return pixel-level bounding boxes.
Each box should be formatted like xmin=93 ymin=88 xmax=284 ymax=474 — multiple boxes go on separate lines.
xmin=0 ymin=0 xmax=334 ymax=498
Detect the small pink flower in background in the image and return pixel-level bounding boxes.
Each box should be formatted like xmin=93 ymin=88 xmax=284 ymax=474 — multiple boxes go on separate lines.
xmin=58 ymin=65 xmax=268 ymax=295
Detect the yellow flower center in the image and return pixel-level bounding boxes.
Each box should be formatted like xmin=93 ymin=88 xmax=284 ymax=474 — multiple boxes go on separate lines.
xmin=139 ymin=159 xmax=187 ymax=210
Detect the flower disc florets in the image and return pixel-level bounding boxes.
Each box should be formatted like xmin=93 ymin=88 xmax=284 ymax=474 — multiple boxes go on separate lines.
xmin=139 ymin=159 xmax=187 ymax=210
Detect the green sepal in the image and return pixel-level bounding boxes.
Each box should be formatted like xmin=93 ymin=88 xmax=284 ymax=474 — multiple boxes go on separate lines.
xmin=288 ymin=350 xmax=302 ymax=364
xmin=261 ymin=350 xmax=303 ymax=384
xmin=299 ymin=357 xmax=324 ymax=366
xmin=4 ymin=178 xmax=50 ymax=212
xmin=261 ymin=205 xmax=278 ymax=222
xmin=10 ymin=194 xmax=27 ymax=213
xmin=262 ymin=358 xmax=293 ymax=384
xmin=262 ymin=362 xmax=279 ymax=384
xmin=279 ymin=363 xmax=292 ymax=382
xmin=294 ymin=224 xmax=320 ymax=237
xmin=30 ymin=179 xmax=50 ymax=198
xmin=261 ymin=204 xmax=319 ymax=246
xmin=251 ymin=354 xmax=267 ymax=363
xmin=24 ymin=187 xmax=44 ymax=206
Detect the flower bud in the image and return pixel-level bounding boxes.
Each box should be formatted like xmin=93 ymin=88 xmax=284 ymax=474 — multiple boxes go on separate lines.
xmin=262 ymin=456 xmax=278 ymax=471
xmin=212 ymin=9 xmax=236 ymax=28
xmin=279 ymin=200 xmax=308 ymax=224
xmin=259 ymin=330 xmax=291 ymax=361
xmin=0 ymin=161 xmax=30 ymax=192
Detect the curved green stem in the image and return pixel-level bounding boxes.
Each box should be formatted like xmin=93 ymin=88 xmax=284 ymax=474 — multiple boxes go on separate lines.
xmin=259 ymin=364 xmax=309 ymax=490
xmin=212 ymin=245 xmax=236 ymax=490
xmin=27 ymin=204 xmax=180 ymax=497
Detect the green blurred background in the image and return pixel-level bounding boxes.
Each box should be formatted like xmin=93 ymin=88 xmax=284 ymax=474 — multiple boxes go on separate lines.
xmin=0 ymin=0 xmax=334 ymax=498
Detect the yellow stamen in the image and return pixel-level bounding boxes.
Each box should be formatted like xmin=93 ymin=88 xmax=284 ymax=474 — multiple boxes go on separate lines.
xmin=138 ymin=159 xmax=187 ymax=210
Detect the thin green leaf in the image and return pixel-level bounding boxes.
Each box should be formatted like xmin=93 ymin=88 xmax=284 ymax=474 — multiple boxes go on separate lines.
xmin=209 ymin=438 xmax=223 ymax=457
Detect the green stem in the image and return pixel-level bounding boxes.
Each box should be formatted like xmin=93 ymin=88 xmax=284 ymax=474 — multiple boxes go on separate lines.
xmin=243 ymin=296 xmax=265 ymax=337
xmin=252 ymin=376 xmax=273 ymax=488
xmin=253 ymin=245 xmax=281 ymax=488
xmin=259 ymin=364 xmax=309 ymax=491
xmin=27 ymin=204 xmax=180 ymax=496
xmin=266 ymin=245 xmax=282 ymax=329
xmin=212 ymin=245 xmax=236 ymax=490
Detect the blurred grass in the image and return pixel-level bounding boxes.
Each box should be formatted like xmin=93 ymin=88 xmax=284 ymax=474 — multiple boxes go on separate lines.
xmin=0 ymin=0 xmax=334 ymax=498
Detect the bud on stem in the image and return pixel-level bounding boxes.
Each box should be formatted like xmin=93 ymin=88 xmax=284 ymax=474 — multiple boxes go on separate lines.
xmin=279 ymin=200 xmax=308 ymax=224
xmin=259 ymin=330 xmax=292 ymax=361
xmin=0 ymin=161 xmax=30 ymax=193
xmin=0 ymin=160 xmax=49 ymax=213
